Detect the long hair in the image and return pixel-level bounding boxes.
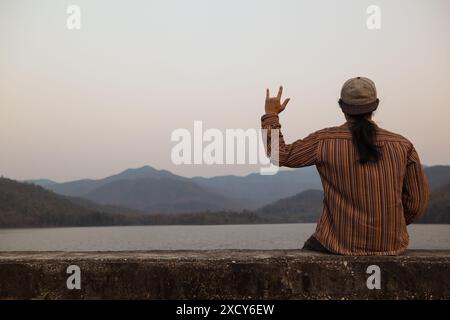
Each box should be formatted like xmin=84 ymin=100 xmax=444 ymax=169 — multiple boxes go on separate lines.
xmin=344 ymin=111 xmax=382 ymax=164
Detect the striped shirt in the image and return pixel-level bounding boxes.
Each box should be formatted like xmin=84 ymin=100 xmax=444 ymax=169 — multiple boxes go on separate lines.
xmin=261 ymin=113 xmax=429 ymax=256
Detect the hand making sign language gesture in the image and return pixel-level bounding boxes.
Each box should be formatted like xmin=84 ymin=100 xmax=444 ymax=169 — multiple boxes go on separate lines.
xmin=265 ymin=86 xmax=290 ymax=115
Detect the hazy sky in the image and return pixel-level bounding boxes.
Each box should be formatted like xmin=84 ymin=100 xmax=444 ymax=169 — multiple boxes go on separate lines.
xmin=1 ymin=0 xmax=449 ymax=181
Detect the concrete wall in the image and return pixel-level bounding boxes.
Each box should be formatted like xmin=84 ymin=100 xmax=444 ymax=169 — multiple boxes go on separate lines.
xmin=0 ymin=250 xmax=449 ymax=299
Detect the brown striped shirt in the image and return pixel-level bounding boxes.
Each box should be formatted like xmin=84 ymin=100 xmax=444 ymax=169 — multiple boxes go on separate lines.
xmin=261 ymin=113 xmax=429 ymax=256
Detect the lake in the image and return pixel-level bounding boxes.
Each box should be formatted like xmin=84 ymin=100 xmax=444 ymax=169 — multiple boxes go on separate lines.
xmin=0 ymin=223 xmax=449 ymax=251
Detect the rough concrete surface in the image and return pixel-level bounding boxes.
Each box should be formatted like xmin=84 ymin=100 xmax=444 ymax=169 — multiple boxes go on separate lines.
xmin=0 ymin=250 xmax=449 ymax=299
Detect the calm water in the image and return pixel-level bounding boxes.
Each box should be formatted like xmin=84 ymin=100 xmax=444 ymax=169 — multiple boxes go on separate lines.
xmin=0 ymin=223 xmax=449 ymax=251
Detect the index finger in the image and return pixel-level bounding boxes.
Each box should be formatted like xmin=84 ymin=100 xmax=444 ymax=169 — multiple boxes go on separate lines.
xmin=266 ymin=88 xmax=270 ymax=100
xmin=277 ymin=86 xmax=283 ymax=99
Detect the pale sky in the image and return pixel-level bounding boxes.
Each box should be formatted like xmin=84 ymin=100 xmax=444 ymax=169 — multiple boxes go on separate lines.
xmin=1 ymin=0 xmax=449 ymax=182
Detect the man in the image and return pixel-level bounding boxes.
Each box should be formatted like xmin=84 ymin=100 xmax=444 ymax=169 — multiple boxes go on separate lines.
xmin=262 ymin=77 xmax=429 ymax=255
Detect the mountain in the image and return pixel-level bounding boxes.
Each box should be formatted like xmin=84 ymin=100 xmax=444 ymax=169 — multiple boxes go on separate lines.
xmin=192 ymin=166 xmax=322 ymax=208
xmin=45 ymin=165 xmax=184 ymax=197
xmin=0 ymin=178 xmax=266 ymax=227
xmin=0 ymin=178 xmax=137 ymax=228
xmin=256 ymin=189 xmax=324 ymax=222
xmin=26 ymin=179 xmax=57 ymax=187
xmin=424 ymin=166 xmax=450 ymax=190
xmin=37 ymin=165 xmax=322 ymax=212
xmin=31 ymin=164 xmax=450 ymax=215
xmin=418 ymin=183 xmax=450 ymax=224
xmin=82 ymin=177 xmax=241 ymax=213
xmin=66 ymin=195 xmax=144 ymax=215
xmin=0 ymin=175 xmax=448 ymax=228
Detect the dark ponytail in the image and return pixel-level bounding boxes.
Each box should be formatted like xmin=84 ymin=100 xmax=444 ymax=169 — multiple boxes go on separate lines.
xmin=347 ymin=113 xmax=382 ymax=164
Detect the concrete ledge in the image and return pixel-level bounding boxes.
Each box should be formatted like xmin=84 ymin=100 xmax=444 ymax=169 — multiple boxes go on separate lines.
xmin=0 ymin=250 xmax=449 ymax=299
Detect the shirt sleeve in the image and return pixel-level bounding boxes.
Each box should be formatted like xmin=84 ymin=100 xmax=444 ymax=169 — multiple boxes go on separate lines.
xmin=261 ymin=113 xmax=320 ymax=168
xmin=402 ymin=145 xmax=429 ymax=225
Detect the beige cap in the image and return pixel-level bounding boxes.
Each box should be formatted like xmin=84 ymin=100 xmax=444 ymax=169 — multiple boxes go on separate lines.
xmin=339 ymin=77 xmax=379 ymax=115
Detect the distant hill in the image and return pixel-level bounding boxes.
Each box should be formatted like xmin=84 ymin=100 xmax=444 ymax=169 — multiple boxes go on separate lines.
xmin=418 ymin=183 xmax=450 ymax=224
xmin=65 ymin=195 xmax=144 ymax=215
xmin=26 ymin=164 xmax=450 ymax=217
xmin=256 ymin=189 xmax=323 ymax=222
xmin=37 ymin=165 xmax=322 ymax=211
xmin=424 ymin=166 xmax=450 ymax=190
xmin=82 ymin=177 xmax=242 ymax=213
xmin=0 ymin=178 xmax=265 ymax=228
xmin=43 ymin=166 xmax=184 ymax=197
xmin=25 ymin=179 xmax=57 ymax=187
xmin=192 ymin=166 xmax=322 ymax=208
xmin=0 ymin=178 xmax=137 ymax=228
xmin=0 ymin=175 xmax=448 ymax=228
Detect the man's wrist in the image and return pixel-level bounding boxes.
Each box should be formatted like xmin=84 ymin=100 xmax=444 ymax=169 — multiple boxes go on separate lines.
xmin=261 ymin=113 xmax=280 ymax=125
xmin=262 ymin=112 xmax=279 ymax=118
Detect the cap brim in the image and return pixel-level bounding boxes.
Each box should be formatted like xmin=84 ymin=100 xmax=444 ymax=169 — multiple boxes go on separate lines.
xmin=339 ymin=99 xmax=379 ymax=115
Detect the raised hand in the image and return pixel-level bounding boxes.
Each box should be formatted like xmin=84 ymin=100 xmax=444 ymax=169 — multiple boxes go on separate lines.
xmin=265 ymin=86 xmax=290 ymax=115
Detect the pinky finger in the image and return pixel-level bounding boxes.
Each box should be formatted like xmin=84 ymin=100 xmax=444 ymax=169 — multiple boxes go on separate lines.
xmin=281 ymin=98 xmax=290 ymax=110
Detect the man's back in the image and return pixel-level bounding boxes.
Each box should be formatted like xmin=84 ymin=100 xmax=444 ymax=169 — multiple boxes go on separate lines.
xmin=314 ymin=122 xmax=429 ymax=255
xmin=261 ymin=114 xmax=429 ymax=255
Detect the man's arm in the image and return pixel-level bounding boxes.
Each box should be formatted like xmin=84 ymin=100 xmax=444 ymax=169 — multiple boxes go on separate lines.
xmin=261 ymin=114 xmax=320 ymax=167
xmin=261 ymin=87 xmax=320 ymax=168
xmin=402 ymin=145 xmax=429 ymax=224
